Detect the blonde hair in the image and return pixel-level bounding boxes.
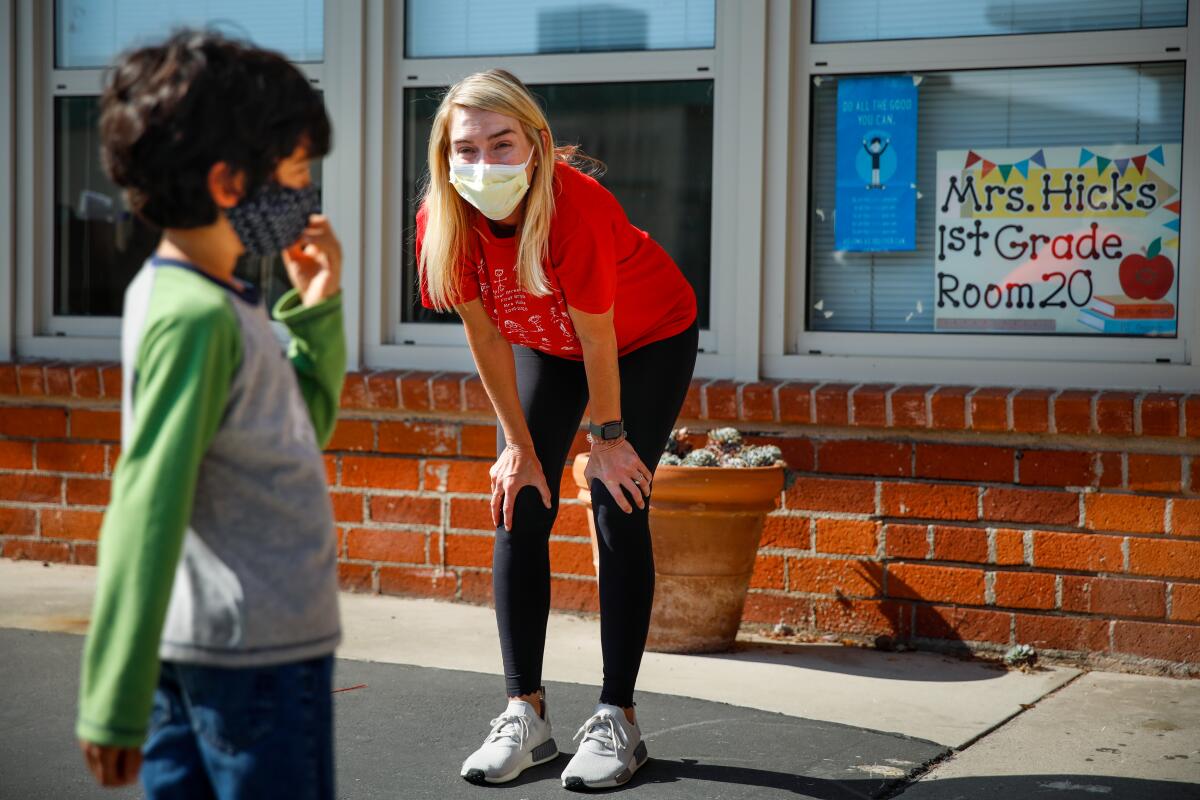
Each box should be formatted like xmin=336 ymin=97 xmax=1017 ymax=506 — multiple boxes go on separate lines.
xmin=419 ymin=69 xmax=600 ymax=311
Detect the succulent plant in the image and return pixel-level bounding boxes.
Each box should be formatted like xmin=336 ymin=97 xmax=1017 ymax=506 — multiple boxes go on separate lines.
xmin=742 ymin=445 xmax=784 ymax=467
xmin=664 ymin=427 xmax=695 ymax=458
xmin=1004 ymin=644 xmax=1038 ymax=668
xmin=681 ymin=448 xmax=721 ymax=467
xmin=707 ymin=427 xmax=744 ymax=454
xmin=658 ymin=452 xmax=683 ymax=466
xmin=661 ymin=428 xmax=786 ymax=469
xmin=719 ymin=454 xmax=749 ymax=468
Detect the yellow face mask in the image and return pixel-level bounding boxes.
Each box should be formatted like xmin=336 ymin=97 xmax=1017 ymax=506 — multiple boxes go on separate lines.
xmin=448 ymin=152 xmax=533 ymax=221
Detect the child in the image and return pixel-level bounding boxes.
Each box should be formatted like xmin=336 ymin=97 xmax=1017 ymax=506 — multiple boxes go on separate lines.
xmin=75 ymin=30 xmax=346 ymax=798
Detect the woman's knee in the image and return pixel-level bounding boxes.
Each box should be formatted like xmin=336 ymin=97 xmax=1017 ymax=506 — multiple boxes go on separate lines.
xmin=505 ymin=484 xmax=559 ymax=536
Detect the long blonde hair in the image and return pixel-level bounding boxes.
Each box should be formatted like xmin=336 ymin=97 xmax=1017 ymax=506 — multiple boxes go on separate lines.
xmin=420 ymin=69 xmax=572 ymax=311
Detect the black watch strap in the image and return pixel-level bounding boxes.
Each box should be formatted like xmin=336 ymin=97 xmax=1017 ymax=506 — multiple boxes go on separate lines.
xmin=589 ymin=419 xmax=625 ymax=441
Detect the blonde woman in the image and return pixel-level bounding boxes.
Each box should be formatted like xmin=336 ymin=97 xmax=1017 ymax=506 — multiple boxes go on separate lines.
xmin=416 ymin=70 xmax=697 ymax=790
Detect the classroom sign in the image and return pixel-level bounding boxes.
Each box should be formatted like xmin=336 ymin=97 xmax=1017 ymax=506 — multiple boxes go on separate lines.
xmin=934 ymin=145 xmax=1182 ymax=335
xmin=835 ymin=76 xmax=918 ymax=251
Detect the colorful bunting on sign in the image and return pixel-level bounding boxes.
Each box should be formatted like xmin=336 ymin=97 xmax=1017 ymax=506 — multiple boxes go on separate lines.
xmin=964 ymin=151 xmax=981 ymax=168
xmin=1164 ymin=219 xmax=1180 ymax=232
xmin=1095 ymin=156 xmax=1111 ymax=175
xmin=1132 ymin=155 xmax=1147 ymax=173
xmin=1079 ymin=146 xmax=1165 ymax=175
xmin=1114 ymin=158 xmax=1130 ymax=175
xmin=1029 ymin=149 xmax=1046 ymax=168
xmin=1149 ymin=145 xmax=1165 ymax=165
xmin=1079 ymin=148 xmax=1095 ymax=167
xmin=981 ymin=160 xmax=996 ymax=177
xmin=1164 ymin=200 xmax=1181 ymax=214
xmin=1014 ymin=160 xmax=1030 ymax=178
xmin=964 ymin=149 xmax=1044 ymax=182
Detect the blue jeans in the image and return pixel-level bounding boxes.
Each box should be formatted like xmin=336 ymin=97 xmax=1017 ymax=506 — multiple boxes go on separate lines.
xmin=140 ymin=656 xmax=334 ymax=800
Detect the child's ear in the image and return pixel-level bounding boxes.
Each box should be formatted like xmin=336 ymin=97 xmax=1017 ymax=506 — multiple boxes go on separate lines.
xmin=208 ymin=162 xmax=245 ymax=209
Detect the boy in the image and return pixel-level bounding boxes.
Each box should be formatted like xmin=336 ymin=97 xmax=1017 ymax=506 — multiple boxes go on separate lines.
xmin=76 ymin=30 xmax=346 ymax=798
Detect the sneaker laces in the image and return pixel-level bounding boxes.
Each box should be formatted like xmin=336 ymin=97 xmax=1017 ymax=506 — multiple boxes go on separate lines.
xmin=485 ymin=712 xmax=530 ymax=748
xmin=573 ymin=712 xmax=627 ymax=760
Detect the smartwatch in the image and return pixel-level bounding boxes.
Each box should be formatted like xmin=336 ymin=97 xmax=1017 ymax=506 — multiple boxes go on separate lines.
xmin=589 ymin=419 xmax=625 ymax=441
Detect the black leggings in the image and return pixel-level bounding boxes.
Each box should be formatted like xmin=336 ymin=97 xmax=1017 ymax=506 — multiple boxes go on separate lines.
xmin=492 ymin=321 xmax=698 ymax=708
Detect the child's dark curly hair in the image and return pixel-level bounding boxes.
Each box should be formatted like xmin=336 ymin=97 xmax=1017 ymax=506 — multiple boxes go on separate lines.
xmin=99 ymin=29 xmax=331 ymax=229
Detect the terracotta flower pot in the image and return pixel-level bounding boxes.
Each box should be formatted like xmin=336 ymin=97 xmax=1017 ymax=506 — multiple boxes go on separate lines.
xmin=572 ymin=454 xmax=784 ymax=654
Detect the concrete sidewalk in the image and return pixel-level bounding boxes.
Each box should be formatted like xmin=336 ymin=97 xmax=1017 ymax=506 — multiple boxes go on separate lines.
xmin=1 ymin=559 xmax=1197 ymax=798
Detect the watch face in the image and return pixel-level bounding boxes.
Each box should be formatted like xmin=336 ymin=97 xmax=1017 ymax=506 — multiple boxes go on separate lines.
xmin=603 ymin=421 xmax=623 ymax=440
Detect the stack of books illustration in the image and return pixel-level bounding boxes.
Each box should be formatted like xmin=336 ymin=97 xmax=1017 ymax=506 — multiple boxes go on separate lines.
xmin=1079 ymin=295 xmax=1176 ymax=335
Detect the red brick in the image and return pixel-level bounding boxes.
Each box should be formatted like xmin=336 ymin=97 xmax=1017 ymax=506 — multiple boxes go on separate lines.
xmin=1191 ymin=459 xmax=1200 ymax=494
xmin=36 ymin=442 xmax=105 ymax=474
xmin=993 ymin=528 xmax=1026 ymax=565
xmin=551 ymin=577 xmax=600 ymax=613
xmin=786 ymin=477 xmax=875 ymax=514
xmin=1140 ymin=393 xmax=1181 ymax=437
xmin=982 ymin=488 xmax=1078 ymax=526
xmin=932 ymin=525 xmax=989 ymax=563
xmin=761 ymin=514 xmax=810 ymax=549
xmin=551 ymin=502 xmax=591 ymax=537
xmin=969 ymin=387 xmax=1010 ymax=432
xmin=445 ymin=533 xmax=494 ymax=568
xmin=814 ymin=383 xmax=853 ymax=426
xmin=1011 ymin=389 xmax=1052 ymax=434
xmin=325 ymin=419 xmax=375 ymax=451
xmin=889 ymin=385 xmax=931 ymax=429
xmin=460 ymin=571 xmax=494 ymax=604
xmin=345 ymin=528 xmax=426 ymax=563
xmin=566 ymin=430 xmax=589 ymax=462
xmin=43 ymin=363 xmax=71 ymax=397
xmin=379 ymin=566 xmax=457 ymax=598
xmin=398 ymin=371 xmax=434 ymax=411
xmin=745 ymin=435 xmax=814 ymax=472
xmin=814 ymin=598 xmax=910 ymax=637
xmin=777 ymin=382 xmax=816 ymax=424
xmin=0 ymin=407 xmax=68 ymax=438
xmin=329 ymin=492 xmax=363 ymax=523
xmin=1170 ymin=583 xmax=1200 ymax=622
xmin=1032 ymin=531 xmax=1123 ymax=572
xmin=73 ymin=543 xmax=97 ymax=566
xmin=1128 ymin=539 xmax=1200 ymax=580
xmin=817 ymin=440 xmax=910 ymax=478
xmin=679 ymin=379 xmax=704 ymax=421
xmin=850 ymin=384 xmax=891 ymax=427
xmin=704 ymin=381 xmax=738 ymax=421
xmin=422 ymin=460 xmax=489 ymax=494
xmin=463 ymin=376 xmax=492 ymax=413
xmin=1173 ymin=499 xmax=1200 ymax=537
xmin=66 ymin=478 xmax=110 ymax=506
xmin=814 ymin=519 xmax=879 ymax=556
xmin=1053 ymin=390 xmax=1094 ymax=435
xmin=71 ymin=365 xmax=102 ymax=399
xmin=787 ymin=557 xmax=883 ymax=597
xmin=339 ymin=373 xmax=371 ymax=410
xmin=0 ymin=474 xmax=62 ymax=503
xmin=1096 ymin=392 xmax=1136 ymax=436
xmin=884 ymin=523 xmax=928 ymax=559
xmin=881 ymin=482 xmax=977 ymax=521
xmin=364 ymin=370 xmax=401 ymax=410
xmin=993 ymin=571 xmax=1056 ymax=610
xmin=915 ymin=605 xmax=1011 ymax=644
xmin=461 ymin=424 xmax=497 ymax=458
xmin=0 ymin=440 xmax=33 ymax=469
xmin=550 ymin=539 xmax=595 ymax=577
xmin=1098 ymin=452 xmax=1123 ymax=489
xmin=41 ymin=509 xmax=104 ymax=541
xmin=70 ymin=409 xmax=120 ymax=441
xmin=16 ymin=364 xmax=45 ymax=396
xmin=739 ymin=382 xmax=777 ymax=423
xmin=1018 ymin=450 xmax=1097 ymax=488
xmin=0 ymin=364 xmax=16 ymax=395
xmin=1014 ymin=614 xmax=1108 ymax=652
xmin=1061 ymin=576 xmax=1165 ymax=619
xmin=337 ymin=562 xmax=375 ymax=592
xmin=1112 ymin=621 xmax=1200 ymax=662
xmin=916 ymin=444 xmax=1013 ymax=484
xmin=0 ymin=507 xmax=37 ymax=535
xmin=749 ymin=554 xmax=785 ymax=589
xmin=1127 ymin=455 xmax=1181 ymax=494
xmin=1085 ymin=493 xmax=1166 ymax=534
xmin=432 ymin=373 xmax=466 ymax=411
xmin=2 ymin=539 xmax=71 ymax=562
xmin=99 ymin=365 xmax=122 ymax=400
xmin=742 ymin=593 xmax=809 ymax=625
xmin=929 ymin=386 xmax=970 ymax=431
xmin=887 ymin=563 xmax=985 ymax=605
xmin=369 ymin=495 xmax=441 ymax=526
xmin=341 ymin=456 xmax=421 ymax=490
xmin=323 ymin=455 xmax=338 ymax=485
xmin=378 ymin=421 xmax=457 ymax=456
xmin=449 ymin=497 xmax=495 ymax=531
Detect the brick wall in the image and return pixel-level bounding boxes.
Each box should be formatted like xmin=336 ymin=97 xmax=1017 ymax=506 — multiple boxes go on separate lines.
xmin=2 ymin=361 xmax=1198 ymax=674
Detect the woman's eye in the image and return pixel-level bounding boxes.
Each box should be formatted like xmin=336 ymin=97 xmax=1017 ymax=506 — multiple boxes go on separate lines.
xmin=457 ymin=148 xmax=476 ymax=157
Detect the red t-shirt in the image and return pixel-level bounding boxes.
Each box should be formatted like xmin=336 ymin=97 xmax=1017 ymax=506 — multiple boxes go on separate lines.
xmin=418 ymin=162 xmax=697 ymax=358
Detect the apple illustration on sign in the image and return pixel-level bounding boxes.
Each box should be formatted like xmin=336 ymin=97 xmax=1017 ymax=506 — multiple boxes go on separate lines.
xmin=1119 ymin=237 xmax=1174 ymax=300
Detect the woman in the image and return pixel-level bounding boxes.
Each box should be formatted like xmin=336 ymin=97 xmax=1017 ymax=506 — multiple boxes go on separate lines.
xmin=416 ymin=69 xmax=697 ymax=791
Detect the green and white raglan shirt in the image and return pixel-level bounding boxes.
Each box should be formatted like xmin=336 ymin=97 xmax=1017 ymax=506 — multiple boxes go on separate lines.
xmin=76 ymin=257 xmax=346 ymax=748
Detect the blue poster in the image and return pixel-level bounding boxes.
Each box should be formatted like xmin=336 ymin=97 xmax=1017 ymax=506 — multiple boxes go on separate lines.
xmin=835 ymin=77 xmax=918 ymax=251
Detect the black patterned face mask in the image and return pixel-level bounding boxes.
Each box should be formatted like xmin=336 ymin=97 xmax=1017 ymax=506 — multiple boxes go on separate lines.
xmin=226 ymin=183 xmax=320 ymax=256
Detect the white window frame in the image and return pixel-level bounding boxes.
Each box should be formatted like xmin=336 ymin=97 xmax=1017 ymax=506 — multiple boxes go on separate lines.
xmin=760 ymin=0 xmax=1200 ymax=391
xmin=362 ymin=0 xmax=768 ymax=379
xmin=0 ymin=0 xmax=14 ymax=363
xmin=13 ymin=0 xmax=365 ymax=368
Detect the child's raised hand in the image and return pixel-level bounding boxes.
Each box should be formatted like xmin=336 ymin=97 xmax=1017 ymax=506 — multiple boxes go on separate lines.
xmin=283 ymin=214 xmax=343 ymax=307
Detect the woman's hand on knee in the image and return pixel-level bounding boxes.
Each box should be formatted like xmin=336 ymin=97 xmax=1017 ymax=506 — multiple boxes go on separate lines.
xmin=584 ymin=438 xmax=652 ymax=514
xmin=490 ymin=444 xmax=553 ymax=531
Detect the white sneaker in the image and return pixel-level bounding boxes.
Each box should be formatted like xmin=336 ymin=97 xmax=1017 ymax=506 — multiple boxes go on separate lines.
xmin=460 ymin=695 xmax=558 ymax=784
xmin=561 ymin=704 xmax=649 ymax=790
